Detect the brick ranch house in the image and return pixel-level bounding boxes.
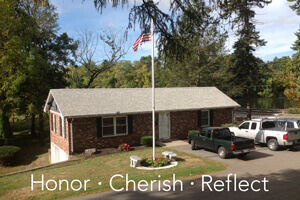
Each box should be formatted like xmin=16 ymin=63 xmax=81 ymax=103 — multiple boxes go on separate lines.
xmin=44 ymin=87 xmax=240 ymax=163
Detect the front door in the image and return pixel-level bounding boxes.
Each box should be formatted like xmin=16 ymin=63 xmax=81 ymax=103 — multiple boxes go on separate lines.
xmin=159 ymin=112 xmax=170 ymax=139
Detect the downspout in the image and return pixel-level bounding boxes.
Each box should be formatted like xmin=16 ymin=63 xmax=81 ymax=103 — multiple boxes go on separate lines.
xmin=70 ymin=118 xmax=74 ymax=153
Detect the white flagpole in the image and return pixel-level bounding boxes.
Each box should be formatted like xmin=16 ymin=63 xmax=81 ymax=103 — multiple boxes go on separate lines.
xmin=151 ymin=18 xmax=155 ymax=161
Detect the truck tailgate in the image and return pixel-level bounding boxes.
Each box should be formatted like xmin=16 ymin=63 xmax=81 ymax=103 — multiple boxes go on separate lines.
xmin=287 ymin=128 xmax=300 ymax=141
xmin=233 ymin=137 xmax=255 ymax=150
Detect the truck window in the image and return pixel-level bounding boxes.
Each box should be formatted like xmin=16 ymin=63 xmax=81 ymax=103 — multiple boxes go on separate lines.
xmin=239 ymin=122 xmax=250 ymax=130
xmin=213 ymin=129 xmax=230 ymax=139
xmin=206 ymin=130 xmax=212 ymax=139
xmin=287 ymin=122 xmax=294 ymax=128
xmin=213 ymin=130 xmax=219 ymax=138
xmin=276 ymin=121 xmax=285 ymax=127
xmin=262 ymin=121 xmax=276 ymax=129
xmin=251 ymin=122 xmax=257 ymax=130
xmin=200 ymin=130 xmax=207 ymax=136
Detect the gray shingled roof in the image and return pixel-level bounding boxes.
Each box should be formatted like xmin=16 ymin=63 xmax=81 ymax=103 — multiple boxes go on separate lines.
xmin=44 ymin=87 xmax=240 ymax=118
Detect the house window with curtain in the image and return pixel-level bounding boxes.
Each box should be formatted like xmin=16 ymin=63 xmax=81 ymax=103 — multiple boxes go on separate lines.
xmin=201 ymin=110 xmax=210 ymax=127
xmin=102 ymin=116 xmax=128 ymax=137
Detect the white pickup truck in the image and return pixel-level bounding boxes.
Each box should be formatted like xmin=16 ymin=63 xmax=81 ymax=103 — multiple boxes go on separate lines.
xmin=229 ymin=118 xmax=300 ymax=151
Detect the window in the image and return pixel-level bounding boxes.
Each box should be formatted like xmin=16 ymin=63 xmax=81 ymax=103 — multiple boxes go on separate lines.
xmin=102 ymin=116 xmax=128 ymax=137
xmin=262 ymin=121 xmax=275 ymax=129
xmin=50 ymin=114 xmax=53 ymax=131
xmin=201 ymin=110 xmax=210 ymax=127
xmin=239 ymin=122 xmax=249 ymax=130
xmin=287 ymin=122 xmax=294 ymax=128
xmin=206 ymin=130 xmax=212 ymax=139
xmin=52 ymin=114 xmax=56 ymax=133
xmin=59 ymin=117 xmax=62 ymax=136
xmin=251 ymin=122 xmax=257 ymax=130
xmin=63 ymin=119 xmax=66 ymax=139
xmin=200 ymin=130 xmax=207 ymax=136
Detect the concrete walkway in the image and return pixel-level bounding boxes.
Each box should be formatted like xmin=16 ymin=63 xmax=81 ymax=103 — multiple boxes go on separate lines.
xmin=157 ymin=140 xmax=189 ymax=148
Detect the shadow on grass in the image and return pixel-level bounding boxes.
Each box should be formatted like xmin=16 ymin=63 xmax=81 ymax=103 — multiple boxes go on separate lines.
xmin=175 ymin=157 xmax=186 ymax=162
xmin=9 ymin=131 xmax=50 ymax=166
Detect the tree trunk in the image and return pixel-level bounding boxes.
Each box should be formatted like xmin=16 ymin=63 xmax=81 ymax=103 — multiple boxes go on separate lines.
xmin=0 ymin=108 xmax=12 ymax=145
xmin=31 ymin=113 xmax=36 ymax=138
xmin=38 ymin=109 xmax=44 ymax=146
xmin=246 ymin=88 xmax=252 ymax=120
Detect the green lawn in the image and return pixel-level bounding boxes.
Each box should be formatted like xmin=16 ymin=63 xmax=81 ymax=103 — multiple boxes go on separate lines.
xmin=0 ymin=148 xmax=227 ymax=200
xmin=0 ymin=116 xmax=50 ymax=175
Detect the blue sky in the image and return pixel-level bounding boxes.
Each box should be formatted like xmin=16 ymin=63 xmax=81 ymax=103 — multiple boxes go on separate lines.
xmin=50 ymin=0 xmax=300 ymax=62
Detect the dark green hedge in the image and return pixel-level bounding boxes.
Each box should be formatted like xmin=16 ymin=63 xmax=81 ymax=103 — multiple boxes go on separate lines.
xmin=0 ymin=146 xmax=20 ymax=166
xmin=141 ymin=136 xmax=153 ymax=147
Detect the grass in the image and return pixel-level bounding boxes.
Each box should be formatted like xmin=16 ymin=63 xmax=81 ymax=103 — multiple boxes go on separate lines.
xmin=0 ymin=148 xmax=227 ymax=200
xmin=287 ymin=107 xmax=300 ymax=114
xmin=0 ymin=116 xmax=51 ymax=175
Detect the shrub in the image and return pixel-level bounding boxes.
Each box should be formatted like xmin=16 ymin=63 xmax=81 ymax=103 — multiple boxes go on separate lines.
xmin=0 ymin=146 xmax=20 ymax=166
xmin=287 ymin=107 xmax=300 ymax=114
xmin=188 ymin=130 xmax=200 ymax=137
xmin=141 ymin=136 xmax=153 ymax=147
xmin=141 ymin=155 xmax=169 ymax=167
xmin=221 ymin=123 xmax=237 ymax=128
xmin=118 ymin=143 xmax=131 ymax=152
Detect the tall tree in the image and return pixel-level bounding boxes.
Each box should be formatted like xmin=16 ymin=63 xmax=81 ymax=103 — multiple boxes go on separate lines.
xmin=0 ymin=0 xmax=36 ymax=143
xmin=21 ymin=0 xmax=77 ymax=144
xmin=213 ymin=0 xmax=271 ymax=119
xmin=281 ymin=0 xmax=300 ymax=107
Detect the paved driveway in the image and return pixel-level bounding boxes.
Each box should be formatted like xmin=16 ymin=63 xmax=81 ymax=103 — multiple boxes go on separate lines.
xmin=167 ymin=141 xmax=300 ymax=176
xmin=69 ymin=141 xmax=300 ymax=200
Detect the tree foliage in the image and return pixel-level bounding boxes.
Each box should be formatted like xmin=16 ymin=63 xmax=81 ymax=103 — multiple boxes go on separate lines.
xmin=161 ymin=1 xmax=228 ymax=89
xmin=288 ymin=0 xmax=300 ymax=15
xmin=0 ymin=0 xmax=36 ymax=141
xmin=281 ymin=0 xmax=300 ymax=107
xmin=213 ymin=0 xmax=271 ymax=119
xmin=71 ymin=28 xmax=128 ymax=88
xmin=89 ymin=0 xmax=228 ymax=60
xmin=68 ymin=56 xmax=164 ymax=89
xmin=0 ymin=0 xmax=77 ymax=143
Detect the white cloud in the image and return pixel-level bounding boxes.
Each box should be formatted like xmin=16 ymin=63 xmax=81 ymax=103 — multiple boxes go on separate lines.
xmin=225 ymin=1 xmax=299 ymax=61
xmin=253 ymin=1 xmax=300 ymax=60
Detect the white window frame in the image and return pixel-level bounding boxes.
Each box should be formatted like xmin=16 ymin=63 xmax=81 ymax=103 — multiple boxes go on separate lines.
xmin=52 ymin=114 xmax=57 ymax=133
xmin=102 ymin=115 xmax=128 ymax=137
xmin=201 ymin=110 xmax=210 ymax=127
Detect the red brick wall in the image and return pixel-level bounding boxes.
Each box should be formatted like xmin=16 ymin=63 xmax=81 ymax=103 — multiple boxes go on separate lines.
xmin=65 ymin=108 xmax=233 ymax=154
xmin=212 ymin=108 xmax=233 ymax=126
xmin=170 ymin=111 xmax=199 ymax=140
xmin=49 ymin=112 xmax=70 ymax=154
xmin=72 ymin=114 xmax=159 ymax=153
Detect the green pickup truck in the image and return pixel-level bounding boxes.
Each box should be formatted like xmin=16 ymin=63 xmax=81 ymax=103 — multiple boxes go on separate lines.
xmin=188 ymin=127 xmax=255 ymax=159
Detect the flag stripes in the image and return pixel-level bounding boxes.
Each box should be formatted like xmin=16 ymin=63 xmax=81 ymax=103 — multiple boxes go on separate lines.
xmin=132 ymin=33 xmax=151 ymax=52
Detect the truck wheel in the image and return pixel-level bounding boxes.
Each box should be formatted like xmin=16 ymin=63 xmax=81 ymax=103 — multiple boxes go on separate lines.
xmin=218 ymin=146 xmax=227 ymax=159
xmin=267 ymin=139 xmax=279 ymax=151
xmin=191 ymin=140 xmax=196 ymax=150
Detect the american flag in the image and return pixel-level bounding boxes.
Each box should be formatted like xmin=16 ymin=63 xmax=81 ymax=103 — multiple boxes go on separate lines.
xmin=132 ymin=30 xmax=151 ymax=53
